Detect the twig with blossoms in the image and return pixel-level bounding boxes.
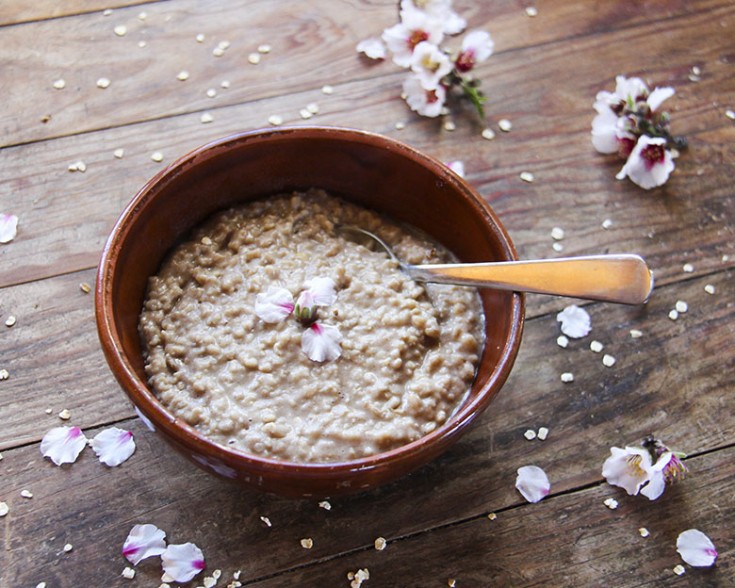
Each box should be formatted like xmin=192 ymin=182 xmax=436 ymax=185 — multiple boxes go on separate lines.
xmin=592 ymin=75 xmax=687 ymax=189
xmin=358 ymin=0 xmax=494 ymax=119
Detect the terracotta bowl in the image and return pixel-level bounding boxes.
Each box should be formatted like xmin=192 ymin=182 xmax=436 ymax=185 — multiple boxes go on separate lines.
xmin=95 ymin=126 xmax=524 ymax=498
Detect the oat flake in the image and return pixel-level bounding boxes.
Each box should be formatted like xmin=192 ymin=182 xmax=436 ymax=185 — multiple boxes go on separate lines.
xmin=726 ymin=109 xmax=735 ymax=121
xmin=0 ymin=369 xmax=9 ymax=380
xmin=630 ymin=329 xmax=643 ymax=338
xmin=206 ymin=88 xmax=217 ymax=98
xmin=551 ymin=227 xmax=565 ymax=240
xmin=668 ymin=309 xmax=679 ymax=321
xmin=59 ymin=409 xmax=71 ymax=420
xmin=525 ymin=6 xmax=538 ymax=16
xmin=260 ymin=516 xmax=272 ymax=527
xmin=177 ymin=70 xmax=190 ymax=81
xmin=604 ymin=497 xmax=618 ymax=509
xmin=487 ymin=512 xmax=497 ymax=520
xmin=5 ymin=315 xmax=16 ymax=327
xmin=673 ymin=564 xmax=686 ymax=576
xmin=481 ymin=128 xmax=496 ymax=140
xmin=524 ymin=429 xmax=537 ymax=440
xmin=200 ymin=113 xmax=214 ymax=124
xmin=248 ymin=53 xmax=261 ymax=65
xmin=63 ymin=543 xmax=73 ymax=552
xmin=602 ymin=219 xmax=613 ymax=229
xmin=552 ymin=242 xmax=564 ymax=252
xmin=196 ymin=33 xmax=205 ymax=43
xmin=0 ymin=502 xmax=9 ymax=517
xmin=122 ymin=566 xmax=136 ymax=579
xmin=114 ymin=25 xmax=127 ymax=37
xmin=53 ymin=79 xmax=66 ymax=90
xmin=113 ymin=148 xmax=125 ymax=159
xmin=682 ymin=263 xmax=694 ymax=273
xmin=299 ymin=109 xmax=313 ymax=120
xmin=537 ymin=427 xmax=549 ymax=440
xmin=395 ymin=121 xmax=405 ymax=130
xmin=267 ymin=114 xmax=283 ymax=126
xmin=444 ymin=120 xmax=456 ymax=131
xmin=498 ymin=118 xmax=512 ymax=132
xmin=21 ymin=489 xmax=33 ymax=499
xmin=321 ymin=85 xmax=334 ymax=94
xmin=221 ymin=80 xmax=231 ymax=89
xmin=704 ymin=284 xmax=715 ymax=294
xmin=318 ymin=500 xmax=331 ymax=510
xmin=374 ymin=537 xmax=387 ymax=550
xmin=639 ymin=527 xmax=650 ymax=538
xmin=590 ymin=340 xmax=603 ymax=353
xmin=96 ymin=77 xmax=111 ymax=89
xmin=675 ymin=300 xmax=688 ymax=313
xmin=519 ymin=171 xmax=534 ymax=183
xmin=556 ymin=335 xmax=569 ymax=348
xmin=80 ymin=282 xmax=91 ymax=294
xmin=602 ymin=354 xmax=616 ymax=367
xmin=300 ymin=538 xmax=313 ymax=549
xmin=151 ymin=152 xmax=164 ymax=163
xmin=258 ymin=44 xmax=272 ymax=54
xmin=560 ymin=372 xmax=574 ymax=383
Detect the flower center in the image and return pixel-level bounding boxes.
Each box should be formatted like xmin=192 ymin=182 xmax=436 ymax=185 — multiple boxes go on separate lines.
xmin=408 ymin=29 xmax=429 ymax=51
xmin=626 ymin=454 xmax=647 ymax=476
xmin=640 ymin=143 xmax=666 ymax=170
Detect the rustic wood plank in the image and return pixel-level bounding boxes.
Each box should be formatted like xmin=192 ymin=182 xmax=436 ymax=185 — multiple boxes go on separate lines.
xmin=0 ymin=0 xmax=153 ymax=27
xmin=0 ymin=0 xmax=729 ymax=147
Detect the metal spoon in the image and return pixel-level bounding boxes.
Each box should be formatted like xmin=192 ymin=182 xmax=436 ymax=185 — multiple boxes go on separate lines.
xmin=339 ymin=226 xmax=654 ymax=305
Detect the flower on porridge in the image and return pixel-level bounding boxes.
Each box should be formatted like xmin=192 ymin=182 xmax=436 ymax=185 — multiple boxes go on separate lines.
xmin=515 ymin=465 xmax=550 ymax=503
xmin=0 ymin=213 xmax=19 ymax=244
xmin=676 ymin=529 xmax=718 ymax=568
xmin=592 ymin=75 xmax=686 ymax=189
xmin=255 ymin=277 xmax=343 ymax=362
xmin=40 ymin=426 xmax=88 ymax=466
xmin=602 ymin=436 xmax=688 ymax=500
xmin=90 ymin=427 xmax=136 ymax=467
xmin=123 ymin=524 xmax=167 ymax=565
xmin=358 ymin=1 xmax=492 ymax=120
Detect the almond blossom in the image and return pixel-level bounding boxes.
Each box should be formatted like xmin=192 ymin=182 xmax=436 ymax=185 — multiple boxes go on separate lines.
xmin=40 ymin=426 xmax=88 ymax=466
xmin=616 ymin=135 xmax=676 ymax=190
xmin=0 ymin=213 xmax=18 ymax=244
xmin=400 ymin=0 xmax=466 ymax=35
xmin=90 ymin=427 xmax=136 ymax=466
xmin=676 ymin=529 xmax=718 ymax=567
xmin=410 ymin=41 xmax=453 ymax=90
xmin=356 ymin=37 xmax=386 ymax=60
xmin=122 ymin=524 xmax=167 ymax=565
xmin=515 ymin=465 xmax=550 ymax=503
xmin=161 ymin=542 xmax=206 ymax=583
xmin=403 ymin=75 xmax=446 ymax=117
xmin=382 ymin=6 xmax=444 ymax=68
xmin=455 ymin=30 xmax=494 ymax=73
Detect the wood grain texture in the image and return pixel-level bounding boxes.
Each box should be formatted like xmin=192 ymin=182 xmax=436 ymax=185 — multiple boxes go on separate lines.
xmin=0 ymin=1 xmax=153 ymax=27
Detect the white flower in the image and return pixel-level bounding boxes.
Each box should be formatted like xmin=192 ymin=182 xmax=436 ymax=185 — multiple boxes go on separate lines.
xmin=40 ymin=426 xmax=88 ymax=466
xmin=647 ymin=86 xmax=675 ymax=112
xmin=403 ymin=74 xmax=446 ymax=117
xmin=446 ymin=160 xmax=465 ymax=178
xmin=400 ymin=0 xmax=466 ymax=35
xmin=356 ymin=37 xmax=386 ymax=60
xmin=455 ymin=30 xmax=494 ymax=73
xmin=255 ymin=286 xmax=295 ymax=323
xmin=0 ymin=213 xmax=18 ymax=244
xmin=591 ymin=106 xmax=633 ymax=154
xmin=616 ymin=135 xmax=675 ymax=190
xmin=556 ymin=305 xmax=591 ymax=339
xmin=295 ymin=277 xmax=337 ymax=321
xmin=602 ymin=446 xmax=652 ymax=495
xmin=410 ymin=41 xmax=452 ymax=90
xmin=515 ymin=465 xmax=550 ymax=503
xmin=382 ymin=7 xmax=444 ymax=68
xmin=301 ymin=322 xmax=343 ymax=362
xmin=161 ymin=542 xmax=206 ymax=583
xmin=122 ymin=524 xmax=167 ymax=565
xmin=676 ymin=529 xmax=718 ymax=567
xmin=90 ymin=427 xmax=136 ymax=467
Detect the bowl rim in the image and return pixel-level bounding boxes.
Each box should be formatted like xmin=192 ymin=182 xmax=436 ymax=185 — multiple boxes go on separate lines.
xmin=95 ymin=125 xmax=525 ymax=478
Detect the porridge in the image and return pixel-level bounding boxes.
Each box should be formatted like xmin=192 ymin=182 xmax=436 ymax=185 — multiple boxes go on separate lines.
xmin=139 ymin=189 xmax=484 ymax=463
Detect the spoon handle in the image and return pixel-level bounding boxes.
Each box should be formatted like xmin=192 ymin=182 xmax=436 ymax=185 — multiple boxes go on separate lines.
xmin=407 ymin=255 xmax=654 ymax=305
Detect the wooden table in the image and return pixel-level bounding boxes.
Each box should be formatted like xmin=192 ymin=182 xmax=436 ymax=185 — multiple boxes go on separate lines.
xmin=1 ymin=1 xmax=733 ymax=586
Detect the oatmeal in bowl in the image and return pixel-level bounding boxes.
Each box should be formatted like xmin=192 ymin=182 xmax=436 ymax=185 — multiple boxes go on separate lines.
xmin=96 ymin=127 xmax=524 ymax=497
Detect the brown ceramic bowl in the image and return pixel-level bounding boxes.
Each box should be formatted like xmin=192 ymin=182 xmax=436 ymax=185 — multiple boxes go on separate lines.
xmin=95 ymin=126 xmax=524 ymax=498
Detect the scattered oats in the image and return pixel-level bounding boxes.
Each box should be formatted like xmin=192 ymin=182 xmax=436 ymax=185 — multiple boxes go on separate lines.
xmin=45 ymin=408 xmax=52 ymax=414
xmin=300 ymin=538 xmax=313 ymax=549
xmin=552 ymin=242 xmax=564 ymax=252
xmin=58 ymin=408 xmax=71 ymax=420
xmin=299 ymin=108 xmax=313 ymax=119
xmin=560 ymin=372 xmax=574 ymax=383
xmin=537 ymin=427 xmax=549 ymax=440
xmin=525 ymin=6 xmax=538 ymax=17
xmin=448 ymin=580 xmax=457 ymax=588
xmin=207 ymin=88 xmax=217 ymax=98
xmin=602 ymin=219 xmax=613 ymax=229
xmin=260 ymin=515 xmax=272 ymax=527
xmin=0 ymin=451 xmax=3 ymax=459
xmin=306 ymin=103 xmax=319 ymax=115
xmin=688 ymin=73 xmax=701 ymax=82
xmin=556 ymin=335 xmax=569 ymax=348
xmin=213 ymin=47 xmax=225 ymax=57
xmin=704 ymin=284 xmax=716 ymax=294
xmin=37 ymin=584 xmax=46 ymax=588
xmin=630 ymin=329 xmax=643 ymax=338
xmin=21 ymin=489 xmax=33 ymax=499
xmin=322 ymin=84 xmax=334 ymax=94
xmin=258 ymin=44 xmax=272 ymax=54
xmin=669 ymin=309 xmax=679 ymax=321
xmin=122 ymin=566 xmax=136 ymax=579
xmin=639 ymin=527 xmax=650 ymax=538
xmin=113 ymin=25 xmax=127 ymax=37
xmin=138 ymin=40 xmax=147 ymax=48
xmin=691 ymin=65 xmax=701 ymax=76
xmin=318 ymin=500 xmax=332 ymax=510
xmin=374 ymin=537 xmax=387 ymax=550
xmin=53 ymin=79 xmax=66 ymax=90
xmin=218 ymin=40 xmax=231 ymax=50
xmin=161 ymin=573 xmax=175 ymax=583
xmin=348 ymin=568 xmax=370 ymax=588
xmin=221 ymin=80 xmax=231 ymax=89
xmin=0 ymin=369 xmax=9 ymax=380
xmin=5 ymin=315 xmax=16 ymax=327
xmin=675 ymin=300 xmax=688 ymax=313
xmin=233 ymin=570 xmax=242 ymax=579
xmin=159 ymin=584 xmax=171 ymax=588
xmin=602 ymin=354 xmax=616 ymax=367
xmin=200 ymin=112 xmax=214 ymax=124
xmin=682 ymin=263 xmax=694 ymax=273
xmin=196 ymin=33 xmax=205 ymax=43
xmin=113 ymin=148 xmax=125 ymax=159
xmin=395 ymin=121 xmax=406 ymax=130
xmin=96 ymin=77 xmax=111 ymax=89
xmin=151 ymin=151 xmax=164 ymax=163
xmin=0 ymin=502 xmax=8 ymax=517
xmin=487 ymin=512 xmax=497 ymax=520
xmin=248 ymin=53 xmax=261 ymax=65
xmin=177 ymin=70 xmax=190 ymax=81
xmin=519 ymin=171 xmax=534 ymax=183
xmin=444 ymin=120 xmax=456 ymax=131
xmin=63 ymin=543 xmax=73 ymax=552
xmin=603 ymin=497 xmax=618 ymax=509
xmin=481 ymin=127 xmax=496 ymax=140
xmin=103 ymin=9 xmax=113 ymax=16
xmin=68 ymin=161 xmax=87 ymax=173
xmin=726 ymin=109 xmax=735 ymax=121
xmin=723 ymin=254 xmax=730 ymax=262
xmin=673 ymin=564 xmax=686 ymax=576
xmin=498 ymin=118 xmax=512 ymax=132
xmin=267 ymin=114 xmax=283 ymax=126
xmin=551 ymin=227 xmax=565 ymax=240
xmin=590 ymin=340 xmax=604 ymax=353
xmin=213 ymin=570 xmax=222 ymax=580
xmin=80 ymin=282 xmax=91 ymax=294
xmin=203 ymin=576 xmax=216 ymax=588
xmin=41 ymin=114 xmax=52 ymax=123
xmin=524 ymin=429 xmax=537 ymax=440
xmin=201 ymin=236 xmax=213 ymax=245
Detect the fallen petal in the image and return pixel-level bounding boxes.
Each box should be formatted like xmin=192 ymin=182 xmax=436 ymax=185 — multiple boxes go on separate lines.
xmin=40 ymin=426 xmax=88 ymax=466
xmin=356 ymin=37 xmax=386 ymax=60
xmin=255 ymin=286 xmax=294 ymax=323
xmin=0 ymin=213 xmax=19 ymax=244
xmin=301 ymin=322 xmax=342 ymax=362
xmin=91 ymin=427 xmax=136 ymax=466
xmin=122 ymin=524 xmax=167 ymax=565
xmin=556 ymin=305 xmax=591 ymax=338
xmin=446 ymin=160 xmax=465 ymax=178
xmin=161 ymin=542 xmax=206 ymax=583
xmin=515 ymin=465 xmax=550 ymax=503
xmin=677 ymin=529 xmax=718 ymax=567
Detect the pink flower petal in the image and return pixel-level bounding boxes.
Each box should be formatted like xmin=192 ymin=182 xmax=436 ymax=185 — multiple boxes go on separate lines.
xmin=515 ymin=465 xmax=550 ymax=503
xmin=91 ymin=427 xmax=136 ymax=466
xmin=616 ymin=135 xmax=674 ymax=190
xmin=40 ymin=426 xmax=88 ymax=466
xmin=122 ymin=524 xmax=167 ymax=565
xmin=602 ymin=446 xmax=653 ymax=496
xmin=356 ymin=37 xmax=386 ymax=60
xmin=301 ymin=322 xmax=342 ymax=362
xmin=556 ymin=305 xmax=591 ymax=338
xmin=303 ymin=277 xmax=337 ymax=307
xmin=677 ymin=529 xmax=718 ymax=567
xmin=255 ymin=287 xmax=294 ymax=323
xmin=0 ymin=213 xmax=19 ymax=244
xmin=446 ymin=160 xmax=465 ymax=178
xmin=161 ymin=542 xmax=206 ymax=583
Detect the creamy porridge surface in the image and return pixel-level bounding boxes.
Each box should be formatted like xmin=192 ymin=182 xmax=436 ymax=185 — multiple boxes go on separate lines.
xmin=140 ymin=189 xmax=484 ymax=463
